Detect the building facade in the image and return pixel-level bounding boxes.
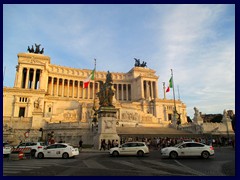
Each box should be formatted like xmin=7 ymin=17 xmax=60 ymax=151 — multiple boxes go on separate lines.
xmin=3 ymin=52 xmax=188 ymax=145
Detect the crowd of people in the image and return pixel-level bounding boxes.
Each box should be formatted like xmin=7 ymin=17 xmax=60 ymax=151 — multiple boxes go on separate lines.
xmin=100 ymin=139 xmax=119 ymax=151
xmin=118 ymin=136 xmax=235 ymax=150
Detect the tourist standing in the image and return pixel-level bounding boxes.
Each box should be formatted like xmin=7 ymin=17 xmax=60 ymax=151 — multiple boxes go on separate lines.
xmin=79 ymin=139 xmax=83 ymax=151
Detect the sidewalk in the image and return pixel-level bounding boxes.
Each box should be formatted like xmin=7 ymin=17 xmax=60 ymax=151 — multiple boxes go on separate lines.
xmin=79 ymin=148 xmax=110 ymax=153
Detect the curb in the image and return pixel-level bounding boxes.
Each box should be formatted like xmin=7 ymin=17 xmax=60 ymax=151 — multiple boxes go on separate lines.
xmin=80 ymin=149 xmax=110 ymax=153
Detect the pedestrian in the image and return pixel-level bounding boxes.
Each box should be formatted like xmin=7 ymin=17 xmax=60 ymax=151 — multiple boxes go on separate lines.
xmin=100 ymin=139 xmax=106 ymax=151
xmin=107 ymin=139 xmax=112 ymax=150
xmin=79 ymin=139 xmax=83 ymax=151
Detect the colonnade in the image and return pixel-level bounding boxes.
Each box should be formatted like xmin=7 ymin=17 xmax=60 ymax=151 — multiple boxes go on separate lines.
xmin=17 ymin=67 xmax=41 ymax=89
xmin=47 ymin=76 xmax=132 ymax=101
xmin=15 ymin=67 xmax=156 ymax=102
xmin=143 ymin=80 xmax=157 ymax=100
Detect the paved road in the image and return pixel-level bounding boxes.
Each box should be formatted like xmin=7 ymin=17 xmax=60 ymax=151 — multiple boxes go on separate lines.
xmin=3 ymin=147 xmax=235 ymax=176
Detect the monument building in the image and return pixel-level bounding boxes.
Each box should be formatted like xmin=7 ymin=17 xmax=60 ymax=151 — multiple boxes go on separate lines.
xmin=3 ymin=45 xmax=233 ymax=146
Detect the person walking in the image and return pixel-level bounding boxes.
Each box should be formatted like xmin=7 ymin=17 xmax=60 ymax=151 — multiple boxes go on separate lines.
xmin=79 ymin=139 xmax=83 ymax=151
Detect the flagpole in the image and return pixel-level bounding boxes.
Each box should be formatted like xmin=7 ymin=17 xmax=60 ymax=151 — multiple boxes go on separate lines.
xmin=171 ymin=69 xmax=177 ymax=126
xmin=177 ymin=85 xmax=180 ymax=100
xmin=93 ymin=59 xmax=97 ymax=109
xmin=92 ymin=59 xmax=97 ymax=125
xmin=162 ymin=82 xmax=166 ymax=99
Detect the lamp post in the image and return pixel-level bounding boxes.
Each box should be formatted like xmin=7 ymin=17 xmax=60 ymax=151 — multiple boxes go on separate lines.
xmin=38 ymin=128 xmax=43 ymax=141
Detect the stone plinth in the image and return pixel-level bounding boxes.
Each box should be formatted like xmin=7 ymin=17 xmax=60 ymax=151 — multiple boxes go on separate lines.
xmin=93 ymin=107 xmax=120 ymax=149
xmin=32 ymin=111 xmax=44 ymax=129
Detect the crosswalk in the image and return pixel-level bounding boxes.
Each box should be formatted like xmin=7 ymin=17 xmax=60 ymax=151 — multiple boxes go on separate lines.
xmin=3 ymin=158 xmax=204 ymax=176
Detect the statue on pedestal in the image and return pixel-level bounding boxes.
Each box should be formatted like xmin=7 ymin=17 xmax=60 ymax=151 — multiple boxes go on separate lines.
xmin=96 ymin=71 xmax=115 ymax=107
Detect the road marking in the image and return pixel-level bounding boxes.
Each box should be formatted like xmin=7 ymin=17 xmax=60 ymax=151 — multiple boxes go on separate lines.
xmin=4 ymin=165 xmax=41 ymax=168
xmin=174 ymin=160 xmax=207 ymax=176
xmin=3 ymin=171 xmax=20 ymax=174
xmin=116 ymin=160 xmax=171 ymax=175
xmin=142 ymin=160 xmax=195 ymax=175
xmin=83 ymin=159 xmax=108 ymax=169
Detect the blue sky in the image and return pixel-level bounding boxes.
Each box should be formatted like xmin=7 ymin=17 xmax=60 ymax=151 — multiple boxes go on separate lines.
xmin=3 ymin=4 xmax=235 ymax=118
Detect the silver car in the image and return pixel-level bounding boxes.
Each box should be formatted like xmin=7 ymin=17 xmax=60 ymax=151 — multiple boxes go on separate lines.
xmin=109 ymin=142 xmax=149 ymax=157
xmin=161 ymin=141 xmax=214 ymax=159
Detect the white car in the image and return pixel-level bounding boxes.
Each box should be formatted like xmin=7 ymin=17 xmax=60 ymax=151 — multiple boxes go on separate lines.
xmin=17 ymin=142 xmax=46 ymax=157
xmin=3 ymin=142 xmax=12 ymax=156
xmin=109 ymin=142 xmax=149 ymax=157
xmin=161 ymin=141 xmax=214 ymax=159
xmin=35 ymin=143 xmax=79 ymax=159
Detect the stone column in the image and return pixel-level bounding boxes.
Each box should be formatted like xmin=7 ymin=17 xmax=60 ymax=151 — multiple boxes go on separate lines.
xmin=146 ymin=81 xmax=150 ymax=100
xmin=62 ymin=79 xmax=64 ymax=97
xmin=32 ymin=68 xmax=36 ymax=89
xmin=25 ymin=68 xmax=29 ymax=89
xmin=151 ymin=81 xmax=154 ymax=99
xmin=121 ymin=84 xmax=124 ymax=101
xmin=93 ymin=82 xmax=95 ymax=100
xmin=72 ymin=80 xmax=75 ymax=98
xmin=56 ymin=78 xmax=59 ymax=96
xmin=126 ymin=84 xmax=129 ymax=101
xmin=39 ymin=70 xmax=43 ymax=90
xmin=14 ymin=65 xmax=21 ymax=87
xmin=87 ymin=83 xmax=90 ymax=99
xmin=77 ymin=81 xmax=80 ymax=98
xmin=51 ymin=77 xmax=54 ymax=96
xmin=141 ymin=79 xmax=144 ymax=99
xmin=116 ymin=84 xmax=119 ymax=100
xmin=67 ymin=79 xmax=70 ymax=97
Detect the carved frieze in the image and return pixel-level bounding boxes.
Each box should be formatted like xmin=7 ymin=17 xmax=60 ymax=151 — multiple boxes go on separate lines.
xmin=121 ymin=111 xmax=139 ymax=122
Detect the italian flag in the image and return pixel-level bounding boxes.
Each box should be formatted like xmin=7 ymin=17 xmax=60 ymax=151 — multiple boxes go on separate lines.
xmin=83 ymin=69 xmax=95 ymax=88
xmin=166 ymin=77 xmax=173 ymax=93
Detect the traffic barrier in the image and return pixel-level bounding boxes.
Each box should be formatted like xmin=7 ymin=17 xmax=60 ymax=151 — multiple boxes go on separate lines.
xmin=18 ymin=151 xmax=24 ymax=159
xmin=9 ymin=148 xmax=32 ymax=160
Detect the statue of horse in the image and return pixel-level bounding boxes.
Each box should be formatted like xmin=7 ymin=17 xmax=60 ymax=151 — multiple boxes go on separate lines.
xmin=34 ymin=44 xmax=41 ymax=53
xmin=40 ymin=48 xmax=44 ymax=54
xmin=134 ymin=58 xmax=140 ymax=67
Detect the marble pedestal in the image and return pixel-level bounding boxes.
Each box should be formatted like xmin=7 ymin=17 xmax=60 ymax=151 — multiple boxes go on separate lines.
xmin=93 ymin=107 xmax=120 ymax=149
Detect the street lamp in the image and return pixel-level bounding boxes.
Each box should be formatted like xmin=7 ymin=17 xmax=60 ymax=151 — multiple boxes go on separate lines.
xmin=38 ymin=128 xmax=43 ymax=141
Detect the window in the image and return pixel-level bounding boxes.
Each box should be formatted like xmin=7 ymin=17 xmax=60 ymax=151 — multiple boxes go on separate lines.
xmin=19 ymin=107 xmax=25 ymax=117
xmin=190 ymin=143 xmax=204 ymax=147
xmin=168 ymin=114 xmax=172 ymax=121
xmin=137 ymin=143 xmax=145 ymax=147
xmin=57 ymin=144 xmax=67 ymax=148
xmin=48 ymin=107 xmax=51 ymax=112
xmin=47 ymin=145 xmax=57 ymax=149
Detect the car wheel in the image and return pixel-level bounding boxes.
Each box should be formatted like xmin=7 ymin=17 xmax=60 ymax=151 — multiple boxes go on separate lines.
xmin=201 ymin=151 xmax=210 ymax=159
xmin=37 ymin=153 xmax=44 ymax=159
xmin=170 ymin=151 xmax=178 ymax=159
xmin=112 ymin=151 xmax=119 ymax=157
xmin=137 ymin=150 xmax=144 ymax=157
xmin=62 ymin=152 xmax=69 ymax=159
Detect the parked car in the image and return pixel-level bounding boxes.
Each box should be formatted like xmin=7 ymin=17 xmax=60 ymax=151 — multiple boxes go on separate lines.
xmin=160 ymin=141 xmax=214 ymax=159
xmin=17 ymin=142 xmax=46 ymax=157
xmin=35 ymin=143 xmax=79 ymax=159
xmin=3 ymin=142 xmax=12 ymax=157
xmin=109 ymin=142 xmax=149 ymax=157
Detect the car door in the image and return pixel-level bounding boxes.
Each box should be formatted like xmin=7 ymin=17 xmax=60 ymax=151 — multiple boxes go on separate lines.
xmin=190 ymin=143 xmax=205 ymax=156
xmin=55 ymin=144 xmax=67 ymax=157
xmin=119 ymin=143 xmax=131 ymax=155
xmin=44 ymin=144 xmax=57 ymax=158
xmin=129 ymin=143 xmax=138 ymax=155
xmin=178 ymin=143 xmax=192 ymax=156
